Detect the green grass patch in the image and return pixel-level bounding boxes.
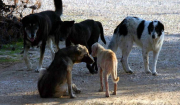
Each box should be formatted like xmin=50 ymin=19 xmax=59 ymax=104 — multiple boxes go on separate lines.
xmin=0 ymin=56 xmax=21 ymax=63
xmin=0 ymin=41 xmax=23 ymax=63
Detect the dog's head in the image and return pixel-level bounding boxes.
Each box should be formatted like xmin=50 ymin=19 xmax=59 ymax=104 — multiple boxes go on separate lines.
xmin=74 ymin=44 xmax=94 ymax=64
xmin=148 ymin=21 xmax=164 ymax=39
xmin=91 ymin=42 xmax=104 ymax=57
xmin=55 ymin=21 xmax=75 ymax=41
xmin=22 ymin=14 xmax=39 ymax=42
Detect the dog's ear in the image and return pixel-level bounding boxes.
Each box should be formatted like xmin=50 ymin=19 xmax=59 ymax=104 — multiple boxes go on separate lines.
xmin=148 ymin=21 xmax=153 ymax=35
xmin=75 ymin=44 xmax=83 ymax=55
xmin=158 ymin=21 xmax=164 ymax=32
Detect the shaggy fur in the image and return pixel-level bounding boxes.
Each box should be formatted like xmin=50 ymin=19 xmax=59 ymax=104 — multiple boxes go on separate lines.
xmin=38 ymin=44 xmax=94 ymax=98
xmin=65 ymin=19 xmax=106 ymax=74
xmin=108 ymin=16 xmax=164 ymax=76
xmin=22 ymin=0 xmax=74 ymax=72
xmin=91 ymin=42 xmax=119 ymax=97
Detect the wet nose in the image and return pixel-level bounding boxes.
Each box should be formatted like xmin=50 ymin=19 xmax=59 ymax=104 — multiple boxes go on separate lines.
xmin=152 ymin=35 xmax=155 ymax=39
xmin=31 ymin=32 xmax=35 ymax=38
xmin=59 ymin=38 xmax=65 ymax=41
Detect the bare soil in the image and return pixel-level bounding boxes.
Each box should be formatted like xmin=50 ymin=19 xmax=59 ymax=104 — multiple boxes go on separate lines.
xmin=0 ymin=0 xmax=180 ymax=105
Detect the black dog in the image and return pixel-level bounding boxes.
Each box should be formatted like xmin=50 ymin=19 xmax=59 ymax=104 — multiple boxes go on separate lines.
xmin=65 ymin=19 xmax=106 ymax=74
xmin=21 ymin=0 xmax=74 ymax=72
xmin=38 ymin=44 xmax=94 ymax=98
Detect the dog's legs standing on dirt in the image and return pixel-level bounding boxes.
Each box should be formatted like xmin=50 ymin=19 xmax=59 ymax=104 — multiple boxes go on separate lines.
xmin=92 ymin=57 xmax=98 ymax=72
xmin=36 ymin=42 xmax=46 ymax=72
xmin=152 ymin=50 xmax=160 ymax=76
xmin=142 ymin=48 xmax=152 ymax=74
xmin=23 ymin=45 xmax=32 ymax=70
xmin=47 ymin=39 xmax=55 ymax=61
xmin=121 ymin=38 xmax=133 ymax=74
xmin=99 ymin=67 xmax=103 ymax=92
xmin=67 ymin=69 xmax=76 ymax=98
xmin=113 ymin=83 xmax=117 ymax=95
xmin=104 ymin=73 xmax=110 ymax=97
xmin=72 ymin=84 xmax=81 ymax=94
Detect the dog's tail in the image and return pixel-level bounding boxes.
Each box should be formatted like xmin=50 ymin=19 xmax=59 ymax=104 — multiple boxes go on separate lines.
xmin=111 ymin=59 xmax=119 ymax=83
xmin=54 ymin=0 xmax=63 ymax=16
xmin=96 ymin=21 xmax=106 ymax=44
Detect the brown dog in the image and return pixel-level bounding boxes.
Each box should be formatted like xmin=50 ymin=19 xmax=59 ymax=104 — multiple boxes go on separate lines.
xmin=91 ymin=42 xmax=119 ymax=97
xmin=38 ymin=44 xmax=94 ymax=98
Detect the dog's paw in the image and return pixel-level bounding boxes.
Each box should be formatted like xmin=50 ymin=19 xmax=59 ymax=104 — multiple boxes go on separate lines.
xmin=126 ymin=70 xmax=133 ymax=74
xmin=106 ymin=94 xmax=110 ymax=97
xmin=152 ymin=72 xmax=158 ymax=76
xmin=145 ymin=70 xmax=152 ymax=74
xmin=70 ymin=94 xmax=76 ymax=98
xmin=27 ymin=64 xmax=32 ymax=70
xmin=112 ymin=91 xmax=116 ymax=95
xmin=98 ymin=88 xmax=103 ymax=92
xmin=75 ymin=89 xmax=81 ymax=94
xmin=89 ymin=69 xmax=98 ymax=74
xmin=35 ymin=68 xmax=46 ymax=73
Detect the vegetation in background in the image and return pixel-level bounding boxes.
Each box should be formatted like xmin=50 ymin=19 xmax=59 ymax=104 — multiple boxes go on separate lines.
xmin=0 ymin=41 xmax=23 ymax=63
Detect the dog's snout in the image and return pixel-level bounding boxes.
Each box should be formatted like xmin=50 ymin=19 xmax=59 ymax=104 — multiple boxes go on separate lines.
xmin=31 ymin=34 xmax=35 ymax=38
xmin=81 ymin=54 xmax=94 ymax=64
xmin=59 ymin=38 xmax=65 ymax=41
xmin=31 ymin=32 xmax=35 ymax=38
xmin=152 ymin=35 xmax=155 ymax=39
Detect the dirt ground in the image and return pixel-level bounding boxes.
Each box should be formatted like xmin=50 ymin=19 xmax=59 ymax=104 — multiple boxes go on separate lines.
xmin=0 ymin=0 xmax=180 ymax=105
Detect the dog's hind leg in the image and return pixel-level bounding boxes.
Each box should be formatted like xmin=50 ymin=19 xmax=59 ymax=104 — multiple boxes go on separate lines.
xmin=104 ymin=73 xmax=110 ymax=97
xmin=152 ymin=50 xmax=160 ymax=76
xmin=47 ymin=39 xmax=55 ymax=61
xmin=23 ymin=45 xmax=32 ymax=70
xmin=113 ymin=83 xmax=117 ymax=95
xmin=121 ymin=40 xmax=133 ymax=74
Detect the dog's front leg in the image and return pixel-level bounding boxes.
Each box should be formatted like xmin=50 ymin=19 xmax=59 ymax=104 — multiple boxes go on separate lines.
xmin=67 ymin=70 xmax=76 ymax=98
xmin=142 ymin=49 xmax=151 ymax=74
xmin=152 ymin=51 xmax=160 ymax=76
xmin=99 ymin=67 xmax=103 ymax=92
xmin=23 ymin=45 xmax=32 ymax=70
xmin=72 ymin=83 xmax=81 ymax=94
xmin=36 ymin=42 xmax=46 ymax=72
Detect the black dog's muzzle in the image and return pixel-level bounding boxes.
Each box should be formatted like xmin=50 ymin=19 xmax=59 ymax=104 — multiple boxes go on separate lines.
xmin=81 ymin=54 xmax=94 ymax=64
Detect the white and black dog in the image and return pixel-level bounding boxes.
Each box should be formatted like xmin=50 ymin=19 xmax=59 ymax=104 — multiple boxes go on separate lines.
xmin=108 ymin=16 xmax=164 ymax=76
xmin=21 ymin=0 xmax=74 ymax=72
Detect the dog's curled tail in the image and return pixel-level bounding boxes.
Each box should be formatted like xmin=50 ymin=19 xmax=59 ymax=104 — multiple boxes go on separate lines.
xmin=96 ymin=21 xmax=106 ymax=44
xmin=112 ymin=69 xmax=119 ymax=83
xmin=113 ymin=77 xmax=119 ymax=83
xmin=54 ymin=0 xmax=63 ymax=16
xmin=111 ymin=60 xmax=119 ymax=83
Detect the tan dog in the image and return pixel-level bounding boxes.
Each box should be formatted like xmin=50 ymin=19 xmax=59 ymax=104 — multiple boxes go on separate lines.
xmin=91 ymin=42 xmax=119 ymax=97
